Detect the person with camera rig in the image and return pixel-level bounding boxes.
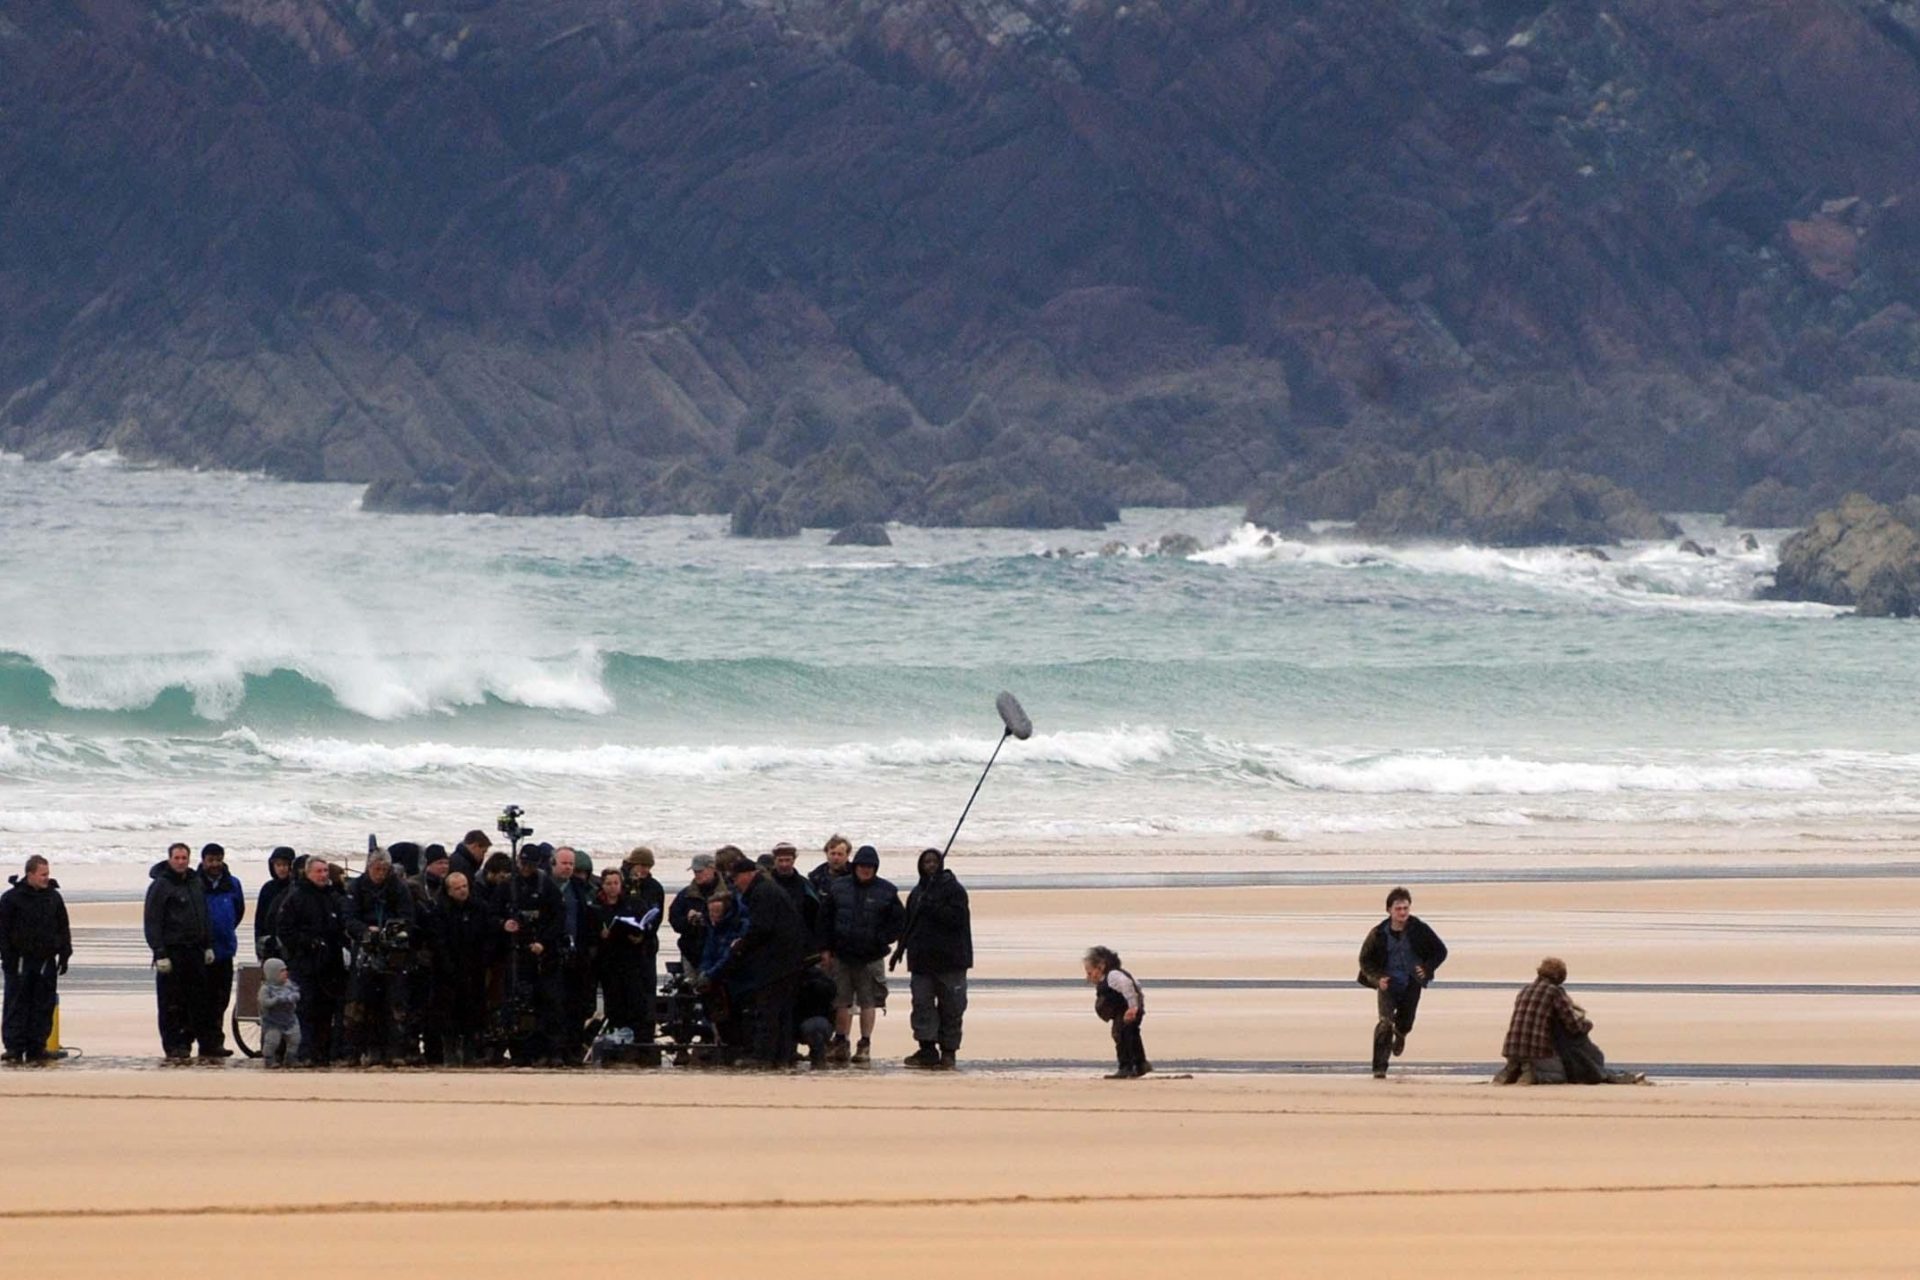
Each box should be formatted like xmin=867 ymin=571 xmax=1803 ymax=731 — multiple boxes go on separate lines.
xmin=488 ymin=839 xmax=565 ymax=1065
xmin=342 ymin=848 xmax=419 ymax=1066
xmin=274 ymin=855 xmax=349 ymax=1066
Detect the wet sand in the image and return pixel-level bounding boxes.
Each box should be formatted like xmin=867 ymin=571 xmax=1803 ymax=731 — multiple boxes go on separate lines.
xmin=7 ymin=834 xmax=1918 ymax=1274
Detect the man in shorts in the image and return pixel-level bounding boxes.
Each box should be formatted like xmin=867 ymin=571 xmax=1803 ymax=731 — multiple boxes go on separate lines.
xmin=818 ymin=846 xmax=904 ymax=1065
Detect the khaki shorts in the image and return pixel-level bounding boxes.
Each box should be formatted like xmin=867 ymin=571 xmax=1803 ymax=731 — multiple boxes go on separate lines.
xmin=832 ymin=958 xmax=888 ymax=1011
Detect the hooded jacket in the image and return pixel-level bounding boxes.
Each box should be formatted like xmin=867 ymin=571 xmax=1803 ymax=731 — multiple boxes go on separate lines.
xmin=200 ymin=866 xmax=246 ymax=962
xmin=343 ymin=868 xmax=416 ymax=946
xmin=0 ymin=875 xmax=72 ymax=968
xmin=899 ymin=851 xmax=972 ymax=974
xmin=144 ymin=860 xmax=211 ymax=958
xmin=255 ymin=870 xmax=294 ymax=959
xmin=821 ymin=873 xmax=904 ymax=965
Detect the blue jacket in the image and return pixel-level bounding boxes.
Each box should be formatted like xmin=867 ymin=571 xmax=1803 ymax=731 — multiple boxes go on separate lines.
xmin=200 ymin=868 xmax=246 ymax=963
xmin=698 ymin=903 xmax=749 ymax=991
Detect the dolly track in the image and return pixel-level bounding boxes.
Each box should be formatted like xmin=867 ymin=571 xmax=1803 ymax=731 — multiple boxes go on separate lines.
xmin=4 ymin=1180 xmax=1917 ymax=1222
xmin=2 ymin=1088 xmax=1916 ymax=1125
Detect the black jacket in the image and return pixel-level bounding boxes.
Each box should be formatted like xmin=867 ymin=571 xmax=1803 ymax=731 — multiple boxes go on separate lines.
xmin=807 ymin=861 xmax=846 ymax=901
xmin=1355 ymin=916 xmax=1449 ymax=988
xmin=255 ymin=875 xmax=293 ymax=959
xmin=732 ymin=873 xmax=807 ymax=994
xmin=276 ymin=877 xmax=348 ymax=977
xmin=669 ymin=880 xmax=714 ymax=967
xmin=899 ymin=852 xmax=972 ymax=974
xmin=489 ymin=870 xmax=564 ymax=957
xmin=821 ymin=874 xmax=904 ymax=965
xmin=343 ymin=870 xmax=417 ymax=945
xmin=143 ymin=861 xmax=210 ymax=958
xmin=449 ymin=847 xmax=488 ymax=885
xmin=624 ymin=877 xmax=666 ymax=957
xmin=770 ymin=868 xmax=819 ymax=944
xmin=591 ymin=890 xmax=656 ymax=976
xmin=0 ymin=877 xmax=72 ymax=967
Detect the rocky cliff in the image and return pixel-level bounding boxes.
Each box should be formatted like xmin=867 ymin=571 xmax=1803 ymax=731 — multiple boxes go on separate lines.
xmin=9 ymin=1 xmax=1920 ymax=526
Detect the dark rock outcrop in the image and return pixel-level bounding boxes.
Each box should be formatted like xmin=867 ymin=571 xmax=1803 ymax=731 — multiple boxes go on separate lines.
xmin=1769 ymin=494 xmax=1920 ymax=614
xmin=828 ymin=522 xmax=892 ymax=547
xmin=1247 ymin=450 xmax=1679 ymax=546
xmin=12 ymin=3 xmax=1920 ymax=524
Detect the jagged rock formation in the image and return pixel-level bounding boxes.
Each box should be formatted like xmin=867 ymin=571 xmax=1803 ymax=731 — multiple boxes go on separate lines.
xmin=1246 ymin=449 xmax=1679 ymax=545
xmin=9 ymin=2 xmax=1920 ymax=525
xmin=1769 ymin=493 xmax=1920 ymax=615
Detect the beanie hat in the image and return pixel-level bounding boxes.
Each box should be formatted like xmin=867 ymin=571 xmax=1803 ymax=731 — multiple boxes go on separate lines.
xmin=627 ymin=847 xmax=656 ymax=869
xmin=576 ymin=851 xmax=594 ymax=878
xmin=262 ymin=958 xmax=287 ymax=982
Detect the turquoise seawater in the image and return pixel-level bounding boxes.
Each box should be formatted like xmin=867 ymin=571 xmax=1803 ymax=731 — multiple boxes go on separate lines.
xmin=5 ymin=454 xmax=1920 ymax=862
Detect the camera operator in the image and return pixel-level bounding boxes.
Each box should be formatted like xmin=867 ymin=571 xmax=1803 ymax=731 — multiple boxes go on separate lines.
xmin=429 ymin=871 xmax=496 ymax=1065
xmin=669 ymin=853 xmax=721 ymax=975
xmin=550 ymin=847 xmax=598 ymax=1063
xmin=275 ymin=855 xmax=348 ymax=1066
xmin=488 ymin=843 xmax=564 ymax=1065
xmin=342 ymin=849 xmax=418 ymax=1065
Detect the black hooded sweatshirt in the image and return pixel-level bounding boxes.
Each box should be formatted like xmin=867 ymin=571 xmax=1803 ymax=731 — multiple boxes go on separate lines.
xmin=899 ymin=851 xmax=972 ymax=974
xmin=0 ymin=876 xmax=72 ymax=967
xmin=144 ymin=860 xmax=210 ymax=958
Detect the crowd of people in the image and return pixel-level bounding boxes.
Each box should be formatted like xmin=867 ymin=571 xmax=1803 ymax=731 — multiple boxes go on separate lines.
xmin=0 ymin=843 xmax=1643 ymax=1085
xmin=134 ymin=829 xmax=972 ymax=1072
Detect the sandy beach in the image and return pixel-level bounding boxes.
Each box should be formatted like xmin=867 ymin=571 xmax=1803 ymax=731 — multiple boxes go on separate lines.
xmin=3 ymin=826 xmax=1915 ymax=1276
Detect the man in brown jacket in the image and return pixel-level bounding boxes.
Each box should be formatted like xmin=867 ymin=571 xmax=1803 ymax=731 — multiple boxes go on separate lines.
xmin=1497 ymin=957 xmax=1645 ymax=1084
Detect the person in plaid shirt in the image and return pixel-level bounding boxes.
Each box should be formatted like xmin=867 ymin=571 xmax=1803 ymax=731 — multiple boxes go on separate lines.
xmin=1497 ymin=957 xmax=1645 ymax=1084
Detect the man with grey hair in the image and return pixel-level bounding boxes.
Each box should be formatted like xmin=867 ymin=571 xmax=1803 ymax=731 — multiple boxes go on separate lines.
xmin=550 ymin=846 xmax=599 ymax=1062
xmin=343 ymin=848 xmax=417 ymax=1065
xmin=670 ymin=853 xmax=721 ymax=976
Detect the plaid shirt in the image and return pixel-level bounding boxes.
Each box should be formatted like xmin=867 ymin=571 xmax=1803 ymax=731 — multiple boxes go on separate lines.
xmin=1502 ymin=977 xmax=1590 ymax=1061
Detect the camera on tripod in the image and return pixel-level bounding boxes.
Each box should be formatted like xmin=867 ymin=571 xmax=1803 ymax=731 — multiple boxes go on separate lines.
xmin=497 ymin=804 xmax=532 ymax=845
xmin=354 ymin=918 xmax=415 ymax=974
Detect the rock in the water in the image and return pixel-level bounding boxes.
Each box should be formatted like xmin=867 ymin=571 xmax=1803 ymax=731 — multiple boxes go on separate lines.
xmin=1572 ymin=546 xmax=1612 ymax=562
xmin=1769 ymin=494 xmax=1920 ymax=613
xmin=1350 ymin=453 xmax=1680 ymax=546
xmin=828 ymin=522 xmax=892 ymax=547
xmin=1739 ymin=533 xmax=1761 ymax=552
xmin=730 ymin=491 xmax=799 ymax=539
xmin=1154 ymin=533 xmax=1204 ymax=558
xmin=1677 ymin=539 xmax=1715 ymax=557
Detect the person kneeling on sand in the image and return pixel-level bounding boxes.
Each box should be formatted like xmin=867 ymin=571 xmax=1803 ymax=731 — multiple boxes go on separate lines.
xmin=258 ymin=957 xmax=301 ymax=1067
xmin=1496 ymin=957 xmax=1646 ymax=1085
xmin=1084 ymin=946 xmax=1150 ymax=1079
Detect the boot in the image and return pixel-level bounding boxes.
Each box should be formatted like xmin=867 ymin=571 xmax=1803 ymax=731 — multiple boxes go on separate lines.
xmin=827 ymin=1034 xmax=851 ymax=1065
xmin=852 ymin=1037 xmax=871 ymax=1066
xmin=903 ymin=1041 xmax=940 ymax=1069
xmin=1391 ymin=1029 xmax=1406 ymax=1057
xmin=938 ymin=1047 xmax=957 ymax=1071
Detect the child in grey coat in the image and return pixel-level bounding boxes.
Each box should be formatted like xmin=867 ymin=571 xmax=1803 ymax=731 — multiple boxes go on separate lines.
xmin=259 ymin=957 xmax=301 ymax=1067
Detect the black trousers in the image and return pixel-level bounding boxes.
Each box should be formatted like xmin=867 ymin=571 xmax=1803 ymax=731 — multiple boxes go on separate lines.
xmin=291 ymin=961 xmax=344 ymax=1065
xmin=745 ymin=973 xmax=799 ymax=1066
xmin=559 ymin=955 xmax=596 ymax=1056
xmin=1372 ymin=981 xmax=1423 ymax=1072
xmin=346 ymin=968 xmax=412 ymax=1062
xmin=597 ymin=952 xmax=655 ymax=1036
xmin=155 ymin=946 xmax=209 ymax=1057
xmin=199 ymin=956 xmax=233 ymax=1054
xmin=1111 ymin=1014 xmax=1149 ymax=1074
xmin=2 ymin=960 xmax=59 ymax=1057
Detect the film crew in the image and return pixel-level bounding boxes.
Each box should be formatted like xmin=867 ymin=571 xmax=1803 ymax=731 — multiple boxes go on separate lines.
xmin=728 ymin=857 xmax=808 ymax=1069
xmin=0 ymin=856 xmax=71 ymax=1065
xmin=818 ymin=846 xmax=904 ymax=1065
xmin=695 ymin=889 xmax=749 ymax=1053
xmin=893 ymin=848 xmax=972 ymax=1071
xmin=450 ymin=829 xmax=492 ymax=883
xmin=490 ymin=843 xmax=564 ymax=1065
xmin=144 ymin=841 xmax=213 ymax=1061
xmin=767 ymin=841 xmax=820 ymax=943
xmin=407 ymin=844 xmax=452 ymax=1061
xmin=670 ymin=853 xmax=720 ymax=975
xmin=274 ymin=854 xmax=348 ymax=1066
xmin=1356 ymin=886 xmax=1448 ymax=1080
xmin=621 ymin=847 xmax=666 ymax=1039
xmin=196 ymin=843 xmax=245 ymax=1058
xmin=809 ymin=834 xmax=853 ymax=900
xmin=342 ymin=848 xmax=418 ymax=1065
xmin=592 ymin=867 xmax=659 ymax=1038
xmin=429 ymin=871 xmax=496 ymax=1065
xmin=254 ymin=847 xmax=295 ymax=962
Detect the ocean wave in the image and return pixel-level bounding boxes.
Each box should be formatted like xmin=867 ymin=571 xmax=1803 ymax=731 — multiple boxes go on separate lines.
xmin=1193 ymin=523 xmax=1843 ymax=616
xmin=1263 ymin=751 xmax=1819 ymax=795
xmin=236 ymin=725 xmax=1176 ymax=780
